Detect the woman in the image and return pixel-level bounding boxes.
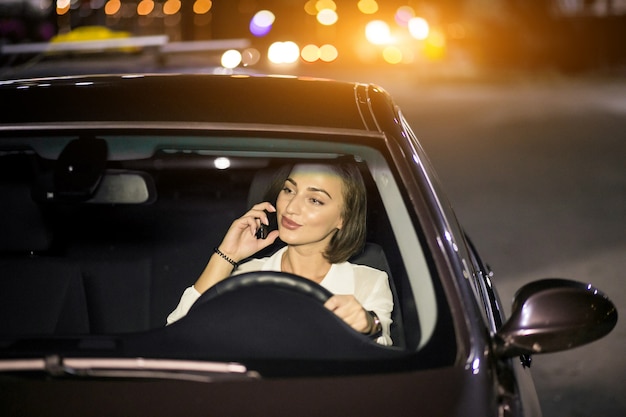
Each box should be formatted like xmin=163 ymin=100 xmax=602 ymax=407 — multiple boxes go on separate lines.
xmin=167 ymin=162 xmax=393 ymax=345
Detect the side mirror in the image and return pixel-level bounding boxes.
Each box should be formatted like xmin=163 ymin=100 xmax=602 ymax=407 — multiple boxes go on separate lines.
xmin=495 ymin=279 xmax=617 ymax=358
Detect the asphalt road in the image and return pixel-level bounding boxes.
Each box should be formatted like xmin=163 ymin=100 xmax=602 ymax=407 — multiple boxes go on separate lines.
xmin=374 ymin=71 xmax=626 ymax=417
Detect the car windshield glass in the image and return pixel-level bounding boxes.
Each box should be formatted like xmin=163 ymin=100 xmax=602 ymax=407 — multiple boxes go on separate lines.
xmin=0 ymin=133 xmax=455 ymax=375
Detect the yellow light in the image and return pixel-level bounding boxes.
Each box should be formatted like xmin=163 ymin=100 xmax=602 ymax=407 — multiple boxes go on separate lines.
xmin=137 ymin=0 xmax=154 ymax=16
xmin=408 ymin=17 xmax=429 ymax=40
xmin=221 ymin=50 xmax=242 ymax=69
xmin=104 ymin=0 xmax=121 ymax=15
xmin=315 ymin=0 xmax=336 ymax=12
xmin=163 ymin=0 xmax=181 ymax=15
xmin=304 ymin=0 xmax=317 ymax=15
xmin=365 ymin=20 xmax=392 ymax=45
xmin=382 ymin=46 xmax=402 ymax=64
xmin=316 ymin=9 xmax=338 ymax=26
xmin=193 ymin=0 xmax=212 ymax=14
xmin=301 ymin=44 xmax=320 ymax=63
xmin=424 ymin=29 xmax=446 ymax=60
xmin=319 ymin=44 xmax=338 ymax=62
xmin=357 ymin=0 xmax=378 ymax=15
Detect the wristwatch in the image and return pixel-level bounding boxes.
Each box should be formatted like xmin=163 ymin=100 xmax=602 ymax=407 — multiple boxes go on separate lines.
xmin=366 ymin=310 xmax=383 ymax=338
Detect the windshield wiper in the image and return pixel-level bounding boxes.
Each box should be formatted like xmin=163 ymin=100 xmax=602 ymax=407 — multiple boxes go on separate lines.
xmin=0 ymin=355 xmax=260 ymax=383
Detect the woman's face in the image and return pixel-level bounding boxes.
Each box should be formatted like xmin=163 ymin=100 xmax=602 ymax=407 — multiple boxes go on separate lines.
xmin=276 ymin=164 xmax=344 ymax=250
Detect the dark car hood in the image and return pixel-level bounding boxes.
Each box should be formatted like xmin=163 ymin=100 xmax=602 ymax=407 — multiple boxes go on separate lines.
xmin=1 ymin=361 xmax=496 ymax=417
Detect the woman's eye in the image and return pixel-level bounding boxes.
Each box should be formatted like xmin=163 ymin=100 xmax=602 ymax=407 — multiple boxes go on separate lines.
xmin=309 ymin=198 xmax=323 ymax=205
xmin=282 ymin=186 xmax=294 ymax=194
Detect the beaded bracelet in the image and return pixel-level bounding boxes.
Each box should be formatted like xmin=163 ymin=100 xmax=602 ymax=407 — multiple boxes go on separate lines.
xmin=213 ymin=247 xmax=238 ymax=268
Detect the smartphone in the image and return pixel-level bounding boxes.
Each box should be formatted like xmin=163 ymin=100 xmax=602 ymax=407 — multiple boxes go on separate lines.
xmin=256 ymin=211 xmax=278 ymax=239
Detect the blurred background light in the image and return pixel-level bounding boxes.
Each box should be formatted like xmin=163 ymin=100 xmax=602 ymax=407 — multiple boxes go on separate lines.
xmin=163 ymin=0 xmax=181 ymax=16
xmin=357 ymin=0 xmax=378 ymax=15
xmin=365 ymin=20 xmax=392 ymax=45
xmin=250 ymin=10 xmax=275 ymax=37
xmin=303 ymin=1 xmax=317 ymax=16
xmin=104 ymin=0 xmax=121 ymax=16
xmin=315 ymin=0 xmax=336 ymax=12
xmin=316 ymin=9 xmax=338 ymax=26
xmin=56 ymin=0 xmax=70 ymax=15
xmin=408 ymin=17 xmax=429 ymax=40
xmin=241 ymin=48 xmax=261 ymax=66
xmin=193 ymin=0 xmax=212 ymax=14
xmin=301 ymin=44 xmax=320 ymax=63
xmin=382 ymin=46 xmax=402 ymax=64
xmin=319 ymin=44 xmax=338 ymax=62
xmin=221 ymin=49 xmax=242 ymax=68
xmin=424 ymin=29 xmax=446 ymax=60
xmin=268 ymin=41 xmax=300 ymax=64
xmin=137 ymin=0 xmax=154 ymax=16
xmin=395 ymin=6 xmax=415 ymax=27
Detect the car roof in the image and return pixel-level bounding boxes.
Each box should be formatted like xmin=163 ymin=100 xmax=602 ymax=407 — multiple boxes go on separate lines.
xmin=0 ymin=74 xmax=383 ymax=131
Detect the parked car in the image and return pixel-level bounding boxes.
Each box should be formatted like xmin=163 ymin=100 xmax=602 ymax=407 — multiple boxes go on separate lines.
xmin=0 ymin=74 xmax=617 ymax=416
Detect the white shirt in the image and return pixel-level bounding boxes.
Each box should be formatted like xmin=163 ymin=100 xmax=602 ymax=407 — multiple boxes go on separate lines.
xmin=166 ymin=247 xmax=394 ymax=345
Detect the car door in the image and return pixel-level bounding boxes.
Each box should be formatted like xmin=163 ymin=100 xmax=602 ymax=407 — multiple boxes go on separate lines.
xmin=464 ymin=234 xmax=542 ymax=417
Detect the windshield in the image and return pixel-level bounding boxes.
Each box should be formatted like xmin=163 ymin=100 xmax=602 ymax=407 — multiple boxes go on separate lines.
xmin=0 ymin=133 xmax=455 ymax=376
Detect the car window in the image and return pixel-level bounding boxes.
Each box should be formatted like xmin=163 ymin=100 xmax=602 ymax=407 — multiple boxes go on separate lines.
xmin=0 ymin=133 xmax=455 ymax=373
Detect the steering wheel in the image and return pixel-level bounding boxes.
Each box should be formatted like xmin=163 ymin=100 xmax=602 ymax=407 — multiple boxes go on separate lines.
xmin=124 ymin=271 xmax=401 ymax=364
xmin=190 ymin=271 xmax=333 ymax=310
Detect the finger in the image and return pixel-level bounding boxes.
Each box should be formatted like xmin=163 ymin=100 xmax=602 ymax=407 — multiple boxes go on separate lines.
xmin=250 ymin=202 xmax=276 ymax=213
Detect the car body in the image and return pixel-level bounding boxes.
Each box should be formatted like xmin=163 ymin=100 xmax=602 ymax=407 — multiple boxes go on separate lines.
xmin=0 ymin=74 xmax=617 ymax=416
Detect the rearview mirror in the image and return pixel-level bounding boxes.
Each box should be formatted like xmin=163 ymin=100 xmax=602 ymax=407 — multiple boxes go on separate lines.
xmin=494 ymin=279 xmax=617 ymax=358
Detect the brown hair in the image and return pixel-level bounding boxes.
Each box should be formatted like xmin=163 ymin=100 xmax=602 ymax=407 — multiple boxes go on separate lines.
xmin=323 ymin=162 xmax=367 ymax=263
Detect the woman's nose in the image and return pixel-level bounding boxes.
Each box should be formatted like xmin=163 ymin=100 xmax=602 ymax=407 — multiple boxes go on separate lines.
xmin=284 ymin=194 xmax=301 ymax=214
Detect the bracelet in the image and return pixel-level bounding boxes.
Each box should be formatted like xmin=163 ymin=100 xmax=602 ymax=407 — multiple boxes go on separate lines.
xmin=213 ymin=247 xmax=238 ymax=268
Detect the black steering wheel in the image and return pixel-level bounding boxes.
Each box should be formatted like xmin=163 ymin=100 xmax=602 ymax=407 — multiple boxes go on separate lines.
xmin=190 ymin=271 xmax=333 ymax=310
xmin=125 ymin=271 xmax=400 ymax=364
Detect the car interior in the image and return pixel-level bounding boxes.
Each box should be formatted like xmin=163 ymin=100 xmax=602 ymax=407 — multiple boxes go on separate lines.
xmin=0 ymin=134 xmax=455 ymax=368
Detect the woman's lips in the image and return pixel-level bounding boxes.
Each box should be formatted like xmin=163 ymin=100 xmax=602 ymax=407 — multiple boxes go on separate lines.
xmin=280 ymin=216 xmax=301 ymax=230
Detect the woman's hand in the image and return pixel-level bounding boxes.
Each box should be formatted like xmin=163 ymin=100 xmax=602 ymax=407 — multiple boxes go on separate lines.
xmin=194 ymin=202 xmax=279 ymax=294
xmin=324 ymin=295 xmax=370 ymax=334
xmin=218 ymin=202 xmax=280 ymax=263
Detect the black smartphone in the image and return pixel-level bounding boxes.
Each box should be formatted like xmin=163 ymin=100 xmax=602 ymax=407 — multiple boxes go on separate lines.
xmin=256 ymin=211 xmax=278 ymax=239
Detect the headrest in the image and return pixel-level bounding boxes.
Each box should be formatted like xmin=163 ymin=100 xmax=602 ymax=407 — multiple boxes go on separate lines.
xmin=0 ymin=183 xmax=52 ymax=253
xmin=246 ymin=166 xmax=291 ymax=209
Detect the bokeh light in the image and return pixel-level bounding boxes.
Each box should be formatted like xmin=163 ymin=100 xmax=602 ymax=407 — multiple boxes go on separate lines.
xmin=268 ymin=41 xmax=300 ymax=64
xmin=395 ymin=6 xmax=415 ymax=27
xmin=319 ymin=44 xmax=338 ymax=62
xmin=56 ymin=0 xmax=70 ymax=15
xmin=408 ymin=17 xmax=429 ymax=40
xmin=104 ymin=0 xmax=121 ymax=15
xmin=301 ymin=44 xmax=320 ymax=63
xmin=250 ymin=10 xmax=275 ymax=37
xmin=193 ymin=0 xmax=212 ymax=14
xmin=163 ymin=0 xmax=181 ymax=15
xmin=221 ymin=49 xmax=242 ymax=69
xmin=137 ymin=0 xmax=154 ymax=16
xmin=424 ymin=29 xmax=446 ymax=60
xmin=365 ymin=20 xmax=392 ymax=45
xmin=357 ymin=0 xmax=378 ymax=14
xmin=382 ymin=46 xmax=402 ymax=64
xmin=316 ymin=9 xmax=338 ymax=26
xmin=304 ymin=1 xmax=317 ymax=15
xmin=241 ymin=48 xmax=261 ymax=66
xmin=315 ymin=0 xmax=336 ymax=12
